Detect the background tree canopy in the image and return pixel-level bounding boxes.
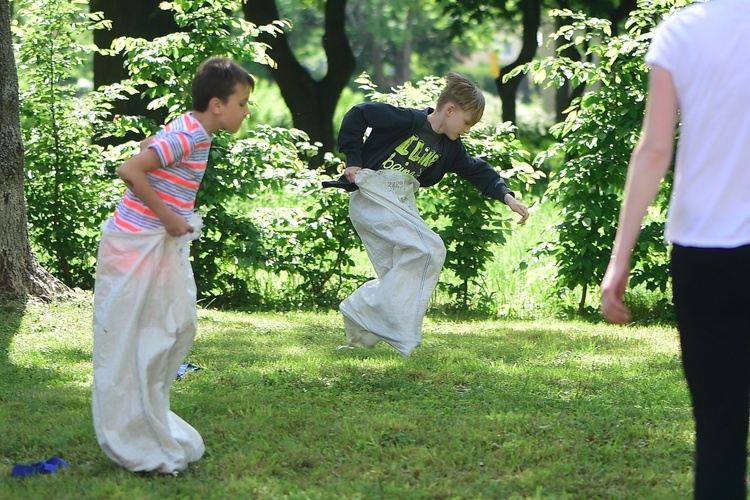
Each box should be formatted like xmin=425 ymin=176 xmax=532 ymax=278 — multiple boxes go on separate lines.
xmin=84 ymin=0 xmax=642 ymax=165
xmin=3 ymin=0 xmax=693 ymax=321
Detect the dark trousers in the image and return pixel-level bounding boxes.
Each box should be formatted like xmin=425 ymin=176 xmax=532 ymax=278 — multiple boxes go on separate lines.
xmin=671 ymin=244 xmax=750 ymax=500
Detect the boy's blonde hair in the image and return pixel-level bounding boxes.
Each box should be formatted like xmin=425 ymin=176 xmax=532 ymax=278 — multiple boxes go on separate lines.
xmin=436 ymin=71 xmax=485 ymax=125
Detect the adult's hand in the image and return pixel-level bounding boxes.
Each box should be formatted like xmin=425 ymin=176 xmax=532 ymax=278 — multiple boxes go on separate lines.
xmin=600 ymin=260 xmax=630 ymax=324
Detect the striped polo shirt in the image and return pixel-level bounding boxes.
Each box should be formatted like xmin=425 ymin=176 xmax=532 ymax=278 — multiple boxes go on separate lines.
xmin=107 ymin=112 xmax=213 ymax=232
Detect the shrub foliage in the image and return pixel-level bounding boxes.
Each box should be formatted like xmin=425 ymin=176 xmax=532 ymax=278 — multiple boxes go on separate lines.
xmin=13 ymin=0 xmax=117 ymax=289
xmin=13 ymin=0 xmax=541 ymax=311
xmin=510 ymin=0 xmax=692 ymax=312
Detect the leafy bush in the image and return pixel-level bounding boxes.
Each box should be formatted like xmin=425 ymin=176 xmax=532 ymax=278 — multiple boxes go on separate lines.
xmin=13 ymin=0 xmax=119 ymax=289
xmin=14 ymin=0 xmax=541 ymax=312
xmin=252 ymin=151 xmax=365 ymax=310
xmin=510 ymin=1 xmax=691 ymax=312
xmin=96 ymin=0 xmax=346 ymax=309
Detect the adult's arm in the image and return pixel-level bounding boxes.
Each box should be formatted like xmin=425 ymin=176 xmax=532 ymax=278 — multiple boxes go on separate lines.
xmin=600 ymin=65 xmax=679 ymax=323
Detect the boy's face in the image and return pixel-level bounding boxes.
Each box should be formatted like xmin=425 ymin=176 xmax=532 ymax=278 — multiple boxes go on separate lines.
xmin=442 ymin=104 xmax=477 ymax=141
xmin=217 ymin=82 xmax=252 ymax=134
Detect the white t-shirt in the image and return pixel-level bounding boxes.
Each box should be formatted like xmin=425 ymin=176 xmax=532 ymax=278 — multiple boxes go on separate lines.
xmin=646 ymin=0 xmax=750 ymax=247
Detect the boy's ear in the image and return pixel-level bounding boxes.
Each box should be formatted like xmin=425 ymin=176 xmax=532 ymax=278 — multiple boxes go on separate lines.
xmin=444 ymin=102 xmax=456 ymax=115
xmin=207 ymin=96 xmax=224 ymax=114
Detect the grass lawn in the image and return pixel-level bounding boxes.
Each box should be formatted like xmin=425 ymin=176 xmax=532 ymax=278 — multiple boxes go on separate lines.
xmin=0 ymin=295 xmax=693 ymax=499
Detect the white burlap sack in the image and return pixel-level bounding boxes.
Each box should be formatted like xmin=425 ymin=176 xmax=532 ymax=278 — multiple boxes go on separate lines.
xmin=340 ymin=169 xmax=446 ymax=358
xmin=92 ymin=213 xmax=204 ymax=474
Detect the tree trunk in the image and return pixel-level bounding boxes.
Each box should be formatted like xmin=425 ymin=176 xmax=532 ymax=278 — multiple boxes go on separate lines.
xmin=495 ymin=0 xmax=540 ymax=124
xmin=243 ymin=0 xmax=356 ymax=169
xmin=578 ymin=282 xmax=588 ymax=314
xmin=372 ymin=33 xmax=385 ymax=87
xmin=553 ymin=1 xmax=637 ymax=121
xmin=554 ymin=17 xmax=585 ymax=123
xmin=610 ymin=0 xmax=637 ymax=34
xmin=398 ymin=8 xmax=414 ymax=85
xmin=90 ymin=0 xmax=179 ymax=138
xmin=0 ymin=0 xmax=69 ymax=300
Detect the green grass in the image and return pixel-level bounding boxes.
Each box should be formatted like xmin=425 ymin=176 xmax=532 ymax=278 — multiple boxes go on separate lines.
xmin=0 ymin=295 xmax=693 ymax=499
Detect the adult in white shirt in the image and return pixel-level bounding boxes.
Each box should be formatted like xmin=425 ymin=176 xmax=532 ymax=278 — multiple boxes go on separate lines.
xmin=601 ymin=1 xmax=750 ymax=498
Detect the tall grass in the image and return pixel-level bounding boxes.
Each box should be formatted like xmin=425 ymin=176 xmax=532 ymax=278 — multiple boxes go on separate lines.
xmin=238 ymin=188 xmax=673 ymax=322
xmin=458 ymin=196 xmax=561 ymax=319
xmin=473 ymin=197 xmax=673 ymax=323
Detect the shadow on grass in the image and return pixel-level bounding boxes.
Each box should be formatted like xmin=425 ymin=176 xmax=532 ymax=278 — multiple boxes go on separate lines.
xmin=0 ymin=299 xmax=97 ymax=471
xmin=0 ymin=298 xmax=26 ymax=367
xmin=0 ymin=305 xmax=689 ymax=497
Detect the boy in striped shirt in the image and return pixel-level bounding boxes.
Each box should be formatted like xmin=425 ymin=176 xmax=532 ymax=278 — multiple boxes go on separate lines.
xmin=92 ymin=57 xmax=254 ymax=474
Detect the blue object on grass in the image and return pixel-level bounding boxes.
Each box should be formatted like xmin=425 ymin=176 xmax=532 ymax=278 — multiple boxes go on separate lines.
xmin=11 ymin=456 xmax=69 ymax=477
xmin=176 ymin=363 xmax=202 ymax=379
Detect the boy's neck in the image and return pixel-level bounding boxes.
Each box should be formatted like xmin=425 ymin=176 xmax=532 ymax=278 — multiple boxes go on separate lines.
xmin=427 ymin=108 xmax=445 ymax=135
xmin=191 ymin=110 xmax=218 ymax=135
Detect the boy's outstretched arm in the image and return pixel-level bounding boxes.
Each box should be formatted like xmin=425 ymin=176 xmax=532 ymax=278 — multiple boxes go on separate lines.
xmin=117 ymin=149 xmax=194 ymax=237
xmin=504 ymin=193 xmax=529 ymax=225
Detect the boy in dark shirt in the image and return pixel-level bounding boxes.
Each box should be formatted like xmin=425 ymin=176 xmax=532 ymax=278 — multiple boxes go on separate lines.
xmin=326 ymin=71 xmax=528 ymax=358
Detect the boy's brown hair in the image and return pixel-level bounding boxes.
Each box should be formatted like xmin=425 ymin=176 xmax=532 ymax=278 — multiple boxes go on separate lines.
xmin=191 ymin=57 xmax=255 ymax=112
xmin=436 ymin=71 xmax=485 ymax=125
